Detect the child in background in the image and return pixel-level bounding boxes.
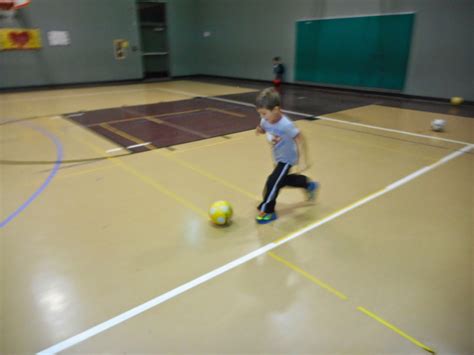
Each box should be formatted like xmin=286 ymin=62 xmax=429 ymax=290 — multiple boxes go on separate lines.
xmin=272 ymin=56 xmax=285 ymax=88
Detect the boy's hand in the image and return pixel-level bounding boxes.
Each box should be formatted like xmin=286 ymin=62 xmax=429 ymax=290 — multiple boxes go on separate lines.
xmin=271 ymin=135 xmax=281 ymax=145
xmin=255 ymin=125 xmax=265 ymax=135
xmin=266 ymin=133 xmax=281 ymax=145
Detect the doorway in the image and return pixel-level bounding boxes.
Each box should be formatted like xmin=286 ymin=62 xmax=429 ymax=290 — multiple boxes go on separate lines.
xmin=137 ymin=1 xmax=170 ymax=79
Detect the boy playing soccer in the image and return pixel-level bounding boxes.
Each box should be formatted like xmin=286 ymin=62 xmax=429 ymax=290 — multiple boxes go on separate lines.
xmin=255 ymin=88 xmax=318 ymax=224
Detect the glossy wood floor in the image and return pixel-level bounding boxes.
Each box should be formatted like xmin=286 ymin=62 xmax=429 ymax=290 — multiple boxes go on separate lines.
xmin=1 ymin=79 xmax=473 ymax=355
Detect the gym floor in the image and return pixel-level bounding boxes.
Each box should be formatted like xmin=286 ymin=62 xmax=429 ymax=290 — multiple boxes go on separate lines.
xmin=1 ymin=78 xmax=473 ymax=354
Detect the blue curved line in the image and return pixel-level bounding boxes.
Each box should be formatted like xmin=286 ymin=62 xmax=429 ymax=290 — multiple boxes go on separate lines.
xmin=1 ymin=125 xmax=63 ymax=229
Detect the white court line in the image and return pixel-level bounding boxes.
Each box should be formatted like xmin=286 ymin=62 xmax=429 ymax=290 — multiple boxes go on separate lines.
xmin=106 ymin=142 xmax=152 ymax=153
xmin=148 ymin=87 xmax=472 ymax=146
xmin=2 ymin=89 xmax=150 ymax=103
xmin=315 ymin=114 xmax=470 ymax=146
xmin=37 ymin=143 xmax=473 ymax=355
xmin=67 ymin=112 xmax=85 ymax=118
xmin=128 ymin=142 xmax=152 ymax=149
xmin=106 ymin=147 xmax=124 ymax=153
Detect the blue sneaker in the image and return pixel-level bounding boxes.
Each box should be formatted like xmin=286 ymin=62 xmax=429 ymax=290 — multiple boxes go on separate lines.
xmin=256 ymin=212 xmax=278 ymax=224
xmin=307 ymin=181 xmax=319 ymax=201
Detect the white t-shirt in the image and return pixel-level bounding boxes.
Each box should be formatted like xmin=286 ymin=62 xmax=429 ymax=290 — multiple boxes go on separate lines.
xmin=260 ymin=115 xmax=300 ymax=165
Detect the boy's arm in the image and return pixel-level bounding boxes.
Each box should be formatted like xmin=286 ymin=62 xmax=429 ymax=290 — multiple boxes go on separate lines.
xmin=256 ymin=118 xmax=266 ymax=135
xmin=294 ymin=133 xmax=311 ymax=172
xmin=255 ymin=125 xmax=265 ymax=135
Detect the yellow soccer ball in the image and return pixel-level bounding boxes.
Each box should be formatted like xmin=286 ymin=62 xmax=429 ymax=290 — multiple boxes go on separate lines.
xmin=450 ymin=96 xmax=464 ymax=105
xmin=209 ymin=200 xmax=233 ymax=225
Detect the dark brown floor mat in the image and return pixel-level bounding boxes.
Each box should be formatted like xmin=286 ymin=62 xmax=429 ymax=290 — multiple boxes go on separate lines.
xmin=66 ymin=97 xmax=300 ymax=153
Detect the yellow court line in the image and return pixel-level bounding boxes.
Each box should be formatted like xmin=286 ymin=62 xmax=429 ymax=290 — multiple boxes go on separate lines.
xmin=28 ymin=164 xmax=116 ymax=187
xmin=100 ymin=121 xmax=259 ymax=201
xmin=269 ymin=251 xmax=435 ymax=353
xmin=357 ymin=307 xmax=435 ymax=354
xmin=71 ymin=107 xmax=259 ymax=201
xmin=56 ymin=164 xmax=116 ymax=180
xmin=145 ymin=116 xmax=210 ymax=139
xmin=100 ymin=123 xmax=157 ymax=150
xmin=157 ymin=109 xmax=203 ymax=116
xmin=59 ymin=116 xmax=437 ymax=354
xmin=173 ymin=135 xmax=247 ymax=154
xmin=145 ymin=117 xmax=163 ymax=124
xmin=158 ymin=150 xmax=259 ymax=201
xmin=268 ymin=252 xmax=348 ymax=300
xmin=65 ymin=130 xmax=208 ymax=219
xmin=89 ymin=115 xmax=147 ymax=127
xmin=87 ymin=109 xmax=204 ymax=127
xmin=206 ymin=107 xmax=246 ymax=118
xmin=112 ymin=159 xmax=208 ymax=218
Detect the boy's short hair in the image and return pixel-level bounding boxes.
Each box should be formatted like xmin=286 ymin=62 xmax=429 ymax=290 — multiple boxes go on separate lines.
xmin=256 ymin=88 xmax=281 ymax=110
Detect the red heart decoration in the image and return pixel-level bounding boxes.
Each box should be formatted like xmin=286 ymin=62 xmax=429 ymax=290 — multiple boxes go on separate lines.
xmin=9 ymin=31 xmax=30 ymax=47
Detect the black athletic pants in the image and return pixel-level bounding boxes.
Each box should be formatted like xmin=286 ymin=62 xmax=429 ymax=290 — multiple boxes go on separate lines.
xmin=258 ymin=162 xmax=309 ymax=213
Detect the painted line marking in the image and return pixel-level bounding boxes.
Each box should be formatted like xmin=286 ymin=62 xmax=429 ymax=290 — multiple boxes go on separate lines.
xmin=106 ymin=147 xmax=124 ymax=153
xmin=3 ymin=88 xmax=173 ymax=103
xmin=269 ymin=251 xmax=434 ymax=353
xmin=99 ymin=123 xmax=268 ymax=205
xmin=1 ymin=124 xmax=63 ymax=229
xmin=121 ymin=106 xmax=212 ymax=140
xmin=106 ymin=142 xmax=153 ymax=153
xmin=268 ymin=252 xmax=348 ymax=300
xmin=100 ymin=123 xmax=157 ymax=150
xmin=315 ymin=114 xmax=470 ymax=146
xmin=172 ymin=136 xmax=246 ymax=154
xmin=145 ymin=116 xmax=211 ymax=139
xmin=357 ymin=306 xmax=435 ymax=353
xmin=323 ymin=131 xmax=436 ymax=163
xmin=206 ymin=107 xmax=246 ymax=118
xmin=56 ymin=165 xmax=115 ymax=180
xmin=98 ymin=106 xmax=246 ymax=154
xmin=69 ymin=132 xmax=208 ymax=219
xmin=128 ymin=142 xmax=152 ymax=149
xmin=104 ymin=142 xmax=152 ymax=153
xmin=67 ymin=112 xmax=85 ymax=118
xmin=87 ymin=109 xmax=203 ymax=127
xmin=149 ymin=86 xmax=471 ymax=146
xmin=159 ymin=151 xmax=259 ymax=200
xmin=112 ymin=109 xmax=260 ymax=201
xmin=0 ymin=84 xmax=256 ymax=103
xmin=29 ymin=165 xmax=117 ymax=187
xmin=37 ymin=144 xmax=472 ymax=354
